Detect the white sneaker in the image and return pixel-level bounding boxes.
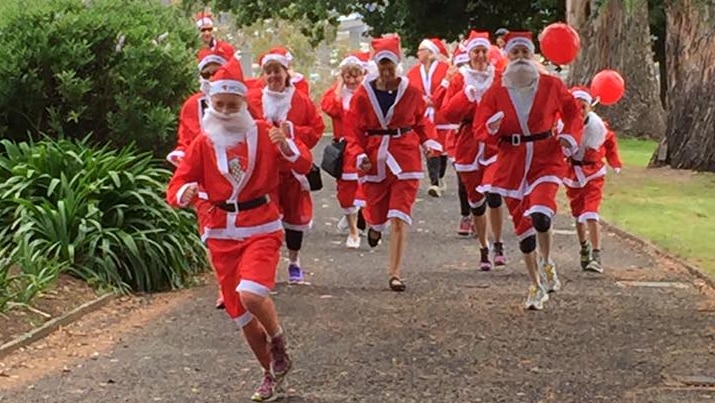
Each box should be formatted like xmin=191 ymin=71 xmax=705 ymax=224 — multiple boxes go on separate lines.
xmin=524 ymin=284 xmax=549 ymax=310
xmin=427 ymin=185 xmax=442 ymax=197
xmin=541 ymin=260 xmax=562 ymax=293
xmin=336 ymin=216 xmax=349 ymax=233
xmin=345 ymin=234 xmax=361 ymax=249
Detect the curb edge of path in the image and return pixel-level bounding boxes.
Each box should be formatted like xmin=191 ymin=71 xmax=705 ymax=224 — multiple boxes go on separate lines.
xmin=601 ymin=219 xmax=715 ymax=290
xmin=0 ymin=292 xmax=116 ymax=360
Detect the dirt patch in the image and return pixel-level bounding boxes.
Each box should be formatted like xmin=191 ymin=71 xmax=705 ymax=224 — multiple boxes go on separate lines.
xmin=0 ymin=274 xmax=101 ymax=345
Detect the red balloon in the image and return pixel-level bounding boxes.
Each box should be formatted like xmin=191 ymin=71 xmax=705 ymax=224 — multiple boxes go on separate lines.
xmin=539 ymin=23 xmax=580 ymax=65
xmin=590 ymin=69 xmax=626 ymax=105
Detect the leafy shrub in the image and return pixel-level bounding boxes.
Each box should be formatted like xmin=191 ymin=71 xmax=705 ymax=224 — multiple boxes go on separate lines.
xmin=0 ymin=0 xmax=199 ymax=156
xmin=0 ymin=137 xmax=207 ymax=300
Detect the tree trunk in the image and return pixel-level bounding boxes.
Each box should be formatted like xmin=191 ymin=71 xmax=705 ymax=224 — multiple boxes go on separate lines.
xmin=566 ymin=0 xmax=666 ymax=139
xmin=651 ymin=0 xmax=715 ymax=171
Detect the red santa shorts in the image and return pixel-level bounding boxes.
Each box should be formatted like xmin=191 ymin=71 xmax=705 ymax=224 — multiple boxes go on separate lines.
xmin=565 ymin=178 xmax=605 ymax=222
xmin=206 ymin=231 xmax=283 ymax=327
xmin=457 ymin=170 xmax=487 ymax=208
xmin=336 ymin=179 xmax=365 ymax=214
xmin=504 ymin=182 xmax=560 ymax=240
xmin=275 ymin=173 xmax=313 ymax=232
xmin=362 ymin=172 xmax=419 ymax=231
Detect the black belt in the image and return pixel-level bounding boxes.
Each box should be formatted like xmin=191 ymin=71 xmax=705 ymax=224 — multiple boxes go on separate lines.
xmin=216 ymin=195 xmax=269 ymax=212
xmin=366 ymin=126 xmax=413 ymax=136
xmin=569 ymin=158 xmax=596 ymax=166
xmin=499 ymin=131 xmax=551 ymax=146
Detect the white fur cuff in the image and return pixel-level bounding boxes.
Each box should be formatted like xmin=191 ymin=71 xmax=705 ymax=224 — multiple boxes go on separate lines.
xmin=486 ymin=111 xmax=504 ymax=135
xmin=557 ymin=134 xmax=578 ymax=151
xmin=356 ymin=153 xmax=368 ymax=170
xmin=176 ymin=182 xmax=197 ymax=207
xmin=279 ymin=139 xmax=300 ymax=163
xmin=422 ymin=139 xmax=443 ymax=152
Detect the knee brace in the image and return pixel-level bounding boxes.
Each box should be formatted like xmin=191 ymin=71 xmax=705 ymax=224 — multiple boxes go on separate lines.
xmin=531 ymin=212 xmax=551 ymax=233
xmin=285 ymin=228 xmax=303 ymax=251
xmin=486 ymin=192 xmax=503 ymax=208
xmin=470 ymin=203 xmax=487 ymax=217
xmin=519 ymin=235 xmax=537 ymax=254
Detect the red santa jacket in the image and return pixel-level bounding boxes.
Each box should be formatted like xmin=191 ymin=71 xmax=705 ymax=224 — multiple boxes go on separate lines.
xmin=474 ymin=73 xmax=584 ymax=198
xmin=406 ymin=60 xmax=453 ymax=129
xmin=442 ymin=66 xmax=500 ymax=172
xmin=166 ymin=122 xmax=313 ymax=241
xmin=320 ymin=82 xmax=360 ymax=180
xmin=167 ymin=92 xmax=209 ymax=165
xmin=563 ymin=111 xmax=622 ymax=188
xmin=344 ymin=76 xmax=442 ymax=183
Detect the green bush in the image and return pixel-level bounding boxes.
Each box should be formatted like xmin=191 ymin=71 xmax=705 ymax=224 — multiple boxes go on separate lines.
xmin=0 ymin=0 xmax=199 ymax=156
xmin=0 ymin=137 xmax=207 ymax=306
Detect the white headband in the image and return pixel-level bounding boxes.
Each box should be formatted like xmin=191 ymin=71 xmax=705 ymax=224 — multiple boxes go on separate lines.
xmin=505 ymin=38 xmax=535 ymax=55
xmin=209 ymin=79 xmax=247 ymax=97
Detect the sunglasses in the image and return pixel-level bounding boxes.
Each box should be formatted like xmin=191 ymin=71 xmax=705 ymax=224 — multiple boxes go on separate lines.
xmin=200 ymin=28 xmax=213 ymax=33
xmin=200 ymin=70 xmax=216 ymax=80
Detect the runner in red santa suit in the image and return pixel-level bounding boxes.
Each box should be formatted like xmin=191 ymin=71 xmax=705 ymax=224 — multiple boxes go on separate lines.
xmin=345 ymin=36 xmax=443 ymax=292
xmin=167 ymin=46 xmax=232 ymax=309
xmin=474 ymin=31 xmax=583 ymax=310
xmin=442 ymin=31 xmax=507 ymax=271
xmin=320 ymin=51 xmax=370 ymax=249
xmin=195 ymin=12 xmax=236 ymax=57
xmin=166 ymin=58 xmax=312 ymax=401
xmin=563 ymin=87 xmax=622 ymax=273
xmin=246 ymin=47 xmax=325 ymax=285
xmin=407 ymin=38 xmax=455 ymax=198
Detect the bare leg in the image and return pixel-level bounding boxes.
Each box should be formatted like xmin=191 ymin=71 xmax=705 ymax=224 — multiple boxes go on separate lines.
xmin=537 ymin=230 xmax=553 ymax=263
xmin=524 ymin=251 xmax=540 ymax=286
xmin=472 ymin=213 xmax=489 ymax=248
xmin=576 ymin=220 xmax=588 ymax=244
xmin=346 ymin=212 xmax=359 ymax=239
xmin=587 ymin=219 xmax=601 ymax=250
xmin=488 ymin=205 xmax=504 ymax=243
xmin=240 ymin=292 xmax=281 ymax=338
xmin=241 ymin=318 xmax=271 ymax=370
xmin=389 ymin=218 xmax=407 ymax=279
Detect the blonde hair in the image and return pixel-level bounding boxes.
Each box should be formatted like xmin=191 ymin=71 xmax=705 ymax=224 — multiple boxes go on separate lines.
xmin=340 ymin=64 xmax=365 ymax=77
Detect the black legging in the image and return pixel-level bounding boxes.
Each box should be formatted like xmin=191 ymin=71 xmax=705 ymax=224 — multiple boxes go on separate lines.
xmin=427 ymin=155 xmax=449 ymax=186
xmin=285 ymin=228 xmax=303 ymax=251
xmin=457 ymin=177 xmax=470 ymax=217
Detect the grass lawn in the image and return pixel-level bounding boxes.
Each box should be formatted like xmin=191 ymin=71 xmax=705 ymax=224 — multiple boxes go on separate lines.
xmin=599 ymin=137 xmax=715 ymax=276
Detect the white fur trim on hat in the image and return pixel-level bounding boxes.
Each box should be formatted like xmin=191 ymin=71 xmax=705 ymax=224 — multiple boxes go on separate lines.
xmin=466 ymin=38 xmax=491 ymax=53
xmin=262 ymin=54 xmax=289 ymax=68
xmin=198 ymin=55 xmax=227 ymax=71
xmin=373 ymin=50 xmax=400 ymax=64
xmin=196 ymin=17 xmax=213 ymax=29
xmin=572 ymin=90 xmax=594 ymax=105
xmin=453 ymin=53 xmax=469 ymax=65
xmin=339 ymin=56 xmax=364 ymax=68
xmin=505 ymin=38 xmax=535 ymax=54
xmin=419 ymin=39 xmax=440 ymax=56
xmin=209 ymin=79 xmax=247 ymax=97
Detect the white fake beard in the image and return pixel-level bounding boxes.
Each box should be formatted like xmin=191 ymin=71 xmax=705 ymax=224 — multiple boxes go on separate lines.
xmin=262 ymin=86 xmax=295 ymax=123
xmin=199 ymin=78 xmax=211 ymax=95
xmin=582 ymin=111 xmax=607 ymax=151
xmin=503 ymin=59 xmax=539 ymax=89
xmin=341 ymin=86 xmax=355 ymax=111
xmin=202 ymin=105 xmax=256 ymax=148
xmin=462 ymin=65 xmax=495 ymax=100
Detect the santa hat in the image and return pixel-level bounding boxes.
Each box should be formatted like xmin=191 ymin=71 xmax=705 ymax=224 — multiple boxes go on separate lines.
xmin=452 ymin=44 xmax=469 ymax=65
xmin=571 ymin=86 xmax=598 ymax=106
xmin=371 ymin=36 xmax=402 ymax=64
xmin=419 ymin=38 xmax=448 ymax=58
xmin=260 ymin=46 xmax=292 ymax=69
xmin=208 ymin=58 xmax=248 ymax=97
xmin=197 ymin=47 xmax=230 ymax=71
xmin=504 ymin=31 xmax=535 ymax=55
xmin=465 ymin=31 xmax=491 ymax=53
xmin=339 ymin=51 xmax=370 ymax=69
xmin=195 ymin=12 xmax=214 ymax=30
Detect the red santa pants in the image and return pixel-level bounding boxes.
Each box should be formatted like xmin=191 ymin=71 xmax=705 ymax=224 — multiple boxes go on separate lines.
xmin=336 ymin=179 xmax=366 ymax=214
xmin=362 ymin=172 xmax=419 ymax=231
xmin=275 ymin=173 xmax=313 ymax=232
xmin=206 ymin=231 xmax=283 ymax=327
xmin=566 ymin=178 xmax=605 ymax=222
xmin=505 ymin=182 xmax=560 ymax=240
xmin=457 ymin=170 xmax=487 ymax=209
